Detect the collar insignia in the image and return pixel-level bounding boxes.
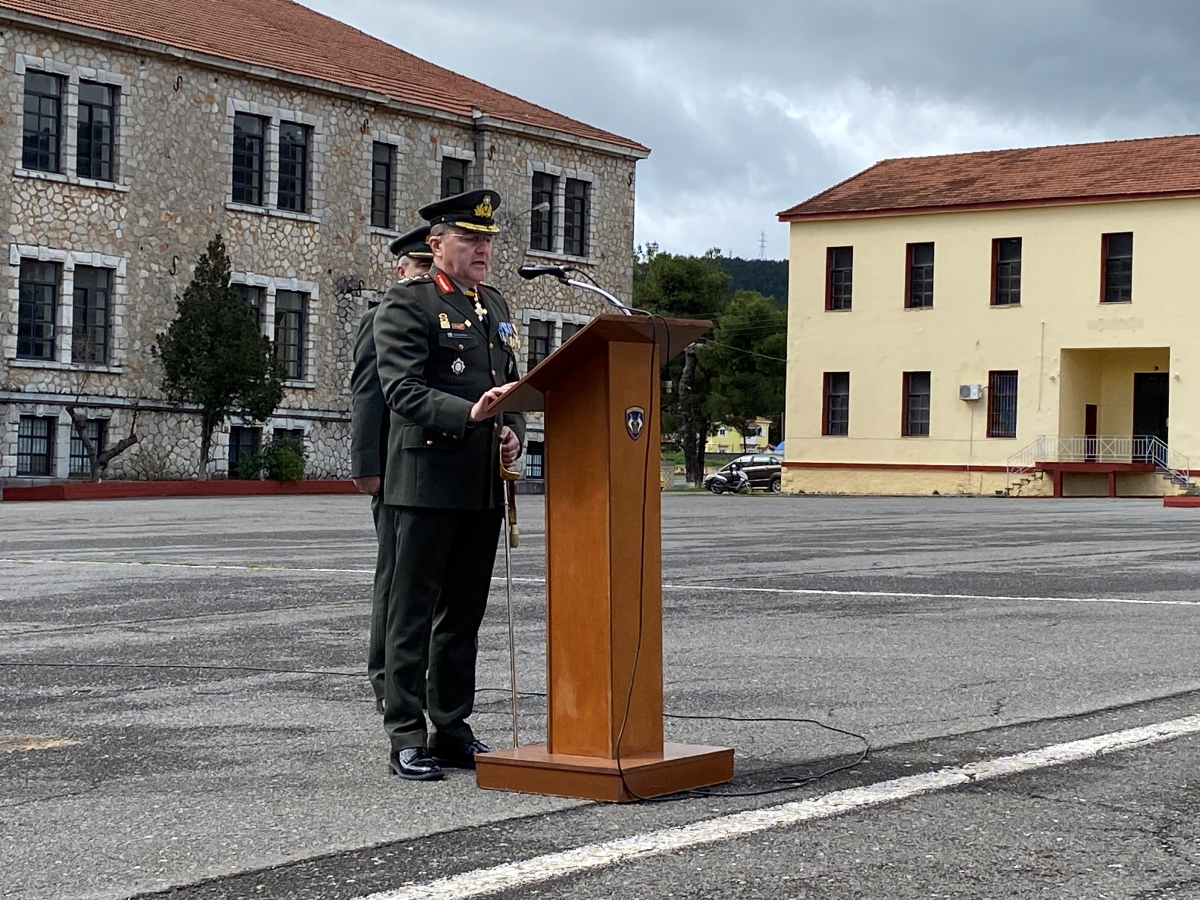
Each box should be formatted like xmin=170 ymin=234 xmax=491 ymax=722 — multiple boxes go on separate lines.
xmin=433 ymin=272 xmax=454 ymax=294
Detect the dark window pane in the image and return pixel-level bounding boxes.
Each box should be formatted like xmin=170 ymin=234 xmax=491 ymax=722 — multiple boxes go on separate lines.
xmin=526 ymin=319 xmax=552 ymax=370
xmin=228 ymin=426 xmax=261 ymax=477
xmin=441 ymin=157 xmax=468 ymax=198
xmin=17 ymin=259 xmax=59 ymax=360
xmin=278 ymin=122 xmax=308 ymax=212
xmin=993 ymin=237 xmax=1022 ymax=306
xmin=907 ymin=242 xmax=934 ymax=308
xmin=371 ymin=142 xmax=393 ymax=229
xmin=22 ymin=72 xmax=61 ymax=173
xmin=70 ymin=419 xmax=106 ymax=476
xmin=274 ymin=290 xmax=305 ymax=379
xmin=903 ymin=371 xmax=931 ymax=437
xmin=72 ymin=266 xmax=110 ymax=365
xmin=987 ymin=370 xmax=1019 ymax=438
xmin=17 ymin=416 xmax=55 ymax=476
xmin=77 ymin=81 xmax=115 ymax=181
xmin=823 ymin=372 xmax=850 ymax=436
xmin=828 ymin=246 xmax=853 ymax=310
xmin=524 ymin=439 xmax=545 ymax=480
xmin=234 ymin=283 xmax=264 ymax=329
xmin=530 ymin=172 xmax=556 ymax=251
xmin=232 ymin=113 xmax=265 ymax=206
xmin=1103 ymin=232 xmax=1133 ymax=303
xmin=560 ymin=321 xmax=582 ymax=345
xmin=564 ymin=179 xmax=589 ymax=257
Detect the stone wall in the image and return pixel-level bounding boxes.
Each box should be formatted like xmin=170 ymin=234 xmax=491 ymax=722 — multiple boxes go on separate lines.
xmin=0 ymin=22 xmax=642 ymax=481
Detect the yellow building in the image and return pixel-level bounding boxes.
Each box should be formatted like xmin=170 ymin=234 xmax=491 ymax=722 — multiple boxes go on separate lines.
xmin=705 ymin=417 xmax=774 ymax=454
xmin=777 ymin=135 xmax=1200 ymax=498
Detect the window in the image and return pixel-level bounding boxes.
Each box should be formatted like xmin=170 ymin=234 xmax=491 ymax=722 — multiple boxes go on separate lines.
xmin=17 ymin=416 xmax=55 ymax=476
xmin=902 ymin=371 xmax=931 ymax=437
xmin=826 ymin=246 xmax=853 ymax=310
xmin=906 ymin=242 xmax=934 ymax=308
xmin=564 ymin=179 xmax=590 ymax=257
xmin=17 ymin=259 xmax=60 ymax=360
xmin=441 ymin=157 xmax=468 ymax=198
xmin=22 ymin=72 xmax=62 ymax=173
xmin=234 ymin=283 xmax=264 ymax=329
xmin=228 ymin=426 xmax=261 ymax=476
xmin=717 ymin=425 xmax=727 ymax=436
xmin=274 ymin=290 xmax=305 ymax=379
xmin=72 ymin=266 xmax=110 ymax=365
xmin=527 ymin=319 xmax=552 ymax=370
xmin=822 ymin=372 xmax=850 ymax=436
xmin=987 ymin=370 xmax=1018 ymax=438
xmin=371 ymin=142 xmax=393 ymax=229
xmin=530 ymin=172 xmax=556 ymax=251
xmin=69 ymin=419 xmax=106 ymax=476
xmin=274 ymin=427 xmax=304 ymax=443
xmin=232 ymin=114 xmax=266 ymax=206
xmin=524 ymin=440 xmax=545 ymax=480
xmin=77 ymin=81 xmax=116 ymax=182
xmin=1102 ymin=232 xmax=1133 ymax=304
xmin=992 ymin=238 xmax=1021 ymax=306
xmin=278 ymin=122 xmax=309 ymax=212
xmin=560 ymin=321 xmax=583 ymax=346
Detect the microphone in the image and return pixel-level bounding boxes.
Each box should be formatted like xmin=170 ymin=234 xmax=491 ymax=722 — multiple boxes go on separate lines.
xmin=518 ymin=264 xmax=569 ymax=281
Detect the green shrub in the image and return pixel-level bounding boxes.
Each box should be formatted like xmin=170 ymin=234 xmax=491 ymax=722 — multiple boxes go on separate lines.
xmin=262 ymin=435 xmax=305 ymax=483
xmin=232 ymin=452 xmax=264 ymax=481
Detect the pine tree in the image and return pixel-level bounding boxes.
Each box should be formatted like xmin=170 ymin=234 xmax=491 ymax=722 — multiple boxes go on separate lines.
xmin=157 ymin=235 xmax=284 ymax=478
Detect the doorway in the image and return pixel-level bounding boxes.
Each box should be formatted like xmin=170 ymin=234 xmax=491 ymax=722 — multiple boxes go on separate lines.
xmin=1084 ymin=404 xmax=1098 ymax=461
xmin=1133 ymin=372 xmax=1169 ymax=463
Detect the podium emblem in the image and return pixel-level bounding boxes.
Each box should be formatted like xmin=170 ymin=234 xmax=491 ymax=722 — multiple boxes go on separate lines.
xmin=625 ymin=406 xmax=646 ymax=441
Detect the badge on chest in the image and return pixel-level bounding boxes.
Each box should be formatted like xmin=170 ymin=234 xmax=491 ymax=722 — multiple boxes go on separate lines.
xmin=451 ymin=358 xmax=466 ymax=376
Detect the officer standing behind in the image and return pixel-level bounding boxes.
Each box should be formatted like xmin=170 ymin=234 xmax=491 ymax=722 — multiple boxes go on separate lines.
xmin=350 ymin=225 xmax=433 ymax=715
xmin=373 ymin=190 xmax=525 ymax=781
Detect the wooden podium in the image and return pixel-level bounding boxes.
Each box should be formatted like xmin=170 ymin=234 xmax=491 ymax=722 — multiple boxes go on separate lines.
xmin=474 ymin=314 xmax=734 ymax=802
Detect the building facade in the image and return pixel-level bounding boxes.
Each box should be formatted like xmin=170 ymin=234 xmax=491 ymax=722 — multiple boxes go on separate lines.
xmin=0 ymin=0 xmax=647 ymax=484
xmin=778 ymin=136 xmax=1200 ymax=497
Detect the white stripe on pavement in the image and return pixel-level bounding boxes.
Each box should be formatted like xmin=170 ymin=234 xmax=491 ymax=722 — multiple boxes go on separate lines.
xmin=357 ymin=715 xmax=1200 ymax=900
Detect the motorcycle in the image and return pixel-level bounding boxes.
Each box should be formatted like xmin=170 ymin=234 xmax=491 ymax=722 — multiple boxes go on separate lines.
xmin=704 ymin=467 xmax=751 ymax=494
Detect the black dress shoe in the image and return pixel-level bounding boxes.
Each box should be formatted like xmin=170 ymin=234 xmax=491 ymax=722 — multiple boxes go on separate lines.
xmin=429 ymin=738 xmax=492 ymax=769
xmin=375 ymin=697 xmax=385 ymax=716
xmin=389 ymin=748 xmax=443 ymax=781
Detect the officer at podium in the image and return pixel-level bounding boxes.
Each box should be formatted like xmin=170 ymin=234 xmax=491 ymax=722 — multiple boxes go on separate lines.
xmin=373 ymin=189 xmax=525 ymax=780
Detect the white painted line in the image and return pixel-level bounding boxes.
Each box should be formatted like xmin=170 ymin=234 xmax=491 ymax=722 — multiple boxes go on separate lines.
xmin=0 ymin=558 xmax=374 ymax=575
xmin=358 ymin=715 xmax=1200 ymax=900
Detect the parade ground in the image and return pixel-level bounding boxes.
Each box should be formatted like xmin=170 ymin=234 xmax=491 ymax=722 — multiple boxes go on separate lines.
xmin=3 ymin=493 xmax=1199 ymax=899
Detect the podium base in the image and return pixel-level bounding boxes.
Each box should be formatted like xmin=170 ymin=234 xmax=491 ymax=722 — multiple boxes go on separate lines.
xmin=475 ymin=742 xmax=734 ymax=803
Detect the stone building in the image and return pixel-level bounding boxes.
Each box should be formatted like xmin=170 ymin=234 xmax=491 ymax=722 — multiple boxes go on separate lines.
xmin=0 ymin=0 xmax=647 ymax=484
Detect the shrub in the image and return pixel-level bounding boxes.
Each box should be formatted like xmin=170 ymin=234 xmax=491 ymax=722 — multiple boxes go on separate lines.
xmin=262 ymin=435 xmax=305 ymax=483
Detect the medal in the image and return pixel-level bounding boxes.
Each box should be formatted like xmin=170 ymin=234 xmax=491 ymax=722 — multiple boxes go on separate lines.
xmin=497 ymin=321 xmax=520 ymax=352
xmin=451 ymin=358 xmax=466 ymax=376
xmin=474 ymin=299 xmax=488 ymax=323
xmin=438 ymin=313 xmax=451 ymax=330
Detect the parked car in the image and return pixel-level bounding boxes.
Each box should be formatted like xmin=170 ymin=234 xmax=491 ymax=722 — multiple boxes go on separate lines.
xmin=704 ymin=454 xmax=782 ymax=493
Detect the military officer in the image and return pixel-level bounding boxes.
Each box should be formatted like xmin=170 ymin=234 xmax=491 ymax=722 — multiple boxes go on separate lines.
xmin=350 ymin=225 xmax=433 ymax=715
xmin=373 ymin=189 xmax=525 ymax=781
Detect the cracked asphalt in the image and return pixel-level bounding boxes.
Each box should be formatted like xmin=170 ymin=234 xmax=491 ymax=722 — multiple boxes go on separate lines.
xmin=1 ymin=493 xmax=1199 ymax=899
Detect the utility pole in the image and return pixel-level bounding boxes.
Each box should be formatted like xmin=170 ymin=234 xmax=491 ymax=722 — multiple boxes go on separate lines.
xmin=758 ymin=231 xmax=768 ymax=259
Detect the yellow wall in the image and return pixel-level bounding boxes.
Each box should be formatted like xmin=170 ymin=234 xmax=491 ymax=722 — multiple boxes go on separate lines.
xmin=784 ymin=197 xmax=1200 ymax=490
xmin=705 ymin=419 xmax=772 ymax=454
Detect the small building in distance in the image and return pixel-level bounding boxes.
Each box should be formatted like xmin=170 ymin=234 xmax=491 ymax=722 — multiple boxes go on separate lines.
xmin=778 ymin=135 xmax=1200 ymax=498
xmin=705 ymin=417 xmax=773 ymax=454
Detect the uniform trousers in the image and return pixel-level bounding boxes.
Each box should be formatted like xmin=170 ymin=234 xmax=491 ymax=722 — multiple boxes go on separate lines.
xmin=383 ymin=505 xmax=502 ymax=752
xmin=367 ymin=492 xmax=396 ymax=704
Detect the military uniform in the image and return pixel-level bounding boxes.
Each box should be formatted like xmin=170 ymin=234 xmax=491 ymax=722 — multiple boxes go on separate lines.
xmin=372 ymin=191 xmax=525 ymax=767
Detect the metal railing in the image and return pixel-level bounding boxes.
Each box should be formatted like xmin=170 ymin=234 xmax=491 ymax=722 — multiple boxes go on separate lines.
xmin=1006 ymin=435 xmax=1192 ymax=492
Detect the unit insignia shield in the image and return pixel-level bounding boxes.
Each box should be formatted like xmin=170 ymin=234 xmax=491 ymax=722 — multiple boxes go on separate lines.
xmin=451 ymin=358 xmax=466 ymax=376
xmin=625 ymin=406 xmax=646 ymax=441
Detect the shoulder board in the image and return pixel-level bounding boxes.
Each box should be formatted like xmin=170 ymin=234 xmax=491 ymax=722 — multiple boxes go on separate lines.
xmin=408 ymin=274 xmax=433 ymax=284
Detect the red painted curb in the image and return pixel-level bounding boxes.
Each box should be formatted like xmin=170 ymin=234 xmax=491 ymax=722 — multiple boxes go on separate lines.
xmin=1 ymin=480 xmax=358 ymax=502
xmin=1164 ymin=497 xmax=1200 ymax=508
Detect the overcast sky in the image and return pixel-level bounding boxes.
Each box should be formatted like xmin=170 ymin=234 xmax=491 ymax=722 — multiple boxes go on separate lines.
xmin=300 ymin=0 xmax=1200 ymax=259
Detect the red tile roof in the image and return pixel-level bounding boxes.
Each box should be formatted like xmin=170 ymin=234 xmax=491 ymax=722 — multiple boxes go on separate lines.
xmin=0 ymin=0 xmax=648 ymax=155
xmin=779 ymin=134 xmax=1200 ymax=221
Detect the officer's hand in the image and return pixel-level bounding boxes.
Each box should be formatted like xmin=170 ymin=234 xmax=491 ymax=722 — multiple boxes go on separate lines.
xmin=499 ymin=426 xmax=520 ymax=467
xmin=353 ymin=476 xmax=380 ymax=496
xmin=469 ymin=383 xmax=516 ymax=422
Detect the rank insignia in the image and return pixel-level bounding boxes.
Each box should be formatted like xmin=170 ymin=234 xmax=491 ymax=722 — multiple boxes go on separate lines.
xmin=498 ymin=321 xmax=520 ymax=352
xmin=433 ymin=272 xmax=454 ymax=294
xmin=438 ymin=312 xmax=451 ymax=330
xmin=451 ymin=358 xmax=466 ymax=376
xmin=625 ymin=406 xmax=646 ymax=441
xmin=474 ymin=196 xmax=494 ymax=219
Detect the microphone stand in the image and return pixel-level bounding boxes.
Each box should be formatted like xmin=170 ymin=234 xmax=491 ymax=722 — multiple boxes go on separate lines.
xmin=562 ymin=279 xmax=634 ymax=316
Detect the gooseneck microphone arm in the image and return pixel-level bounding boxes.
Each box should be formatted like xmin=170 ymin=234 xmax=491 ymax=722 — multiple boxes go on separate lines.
xmin=517 ymin=264 xmax=635 ymax=316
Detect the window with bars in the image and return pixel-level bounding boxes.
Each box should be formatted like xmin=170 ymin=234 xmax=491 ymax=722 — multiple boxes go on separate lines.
xmin=987 ymin=370 xmax=1019 ymax=438
xmin=822 ymin=372 xmax=850 ymax=436
xmin=72 ymin=266 xmax=110 ymax=365
xmin=77 ymin=81 xmax=116 ymax=182
xmin=826 ymin=246 xmax=853 ymax=310
xmin=228 ymin=425 xmax=261 ymax=477
xmin=17 ymin=416 xmax=55 ymax=476
xmin=1102 ymin=232 xmax=1133 ymax=303
xmin=441 ymin=157 xmax=468 ymax=198
xmin=69 ymin=419 xmax=107 ymax=476
xmin=274 ymin=290 xmax=305 ymax=379
xmin=22 ymin=72 xmax=62 ymax=173
xmin=992 ymin=237 xmax=1022 ymax=306
xmin=902 ymin=371 xmax=931 ymax=437
xmin=232 ymin=113 xmax=266 ymax=206
xmin=530 ymin=172 xmax=556 ymax=251
xmin=371 ymin=142 xmax=393 ymax=229
xmin=526 ymin=319 xmax=553 ymax=370
xmin=18 ymin=259 xmax=59 ymax=360
xmin=524 ymin=440 xmax=545 ymax=480
xmin=564 ymin=179 xmax=590 ymax=257
xmin=906 ymin=242 xmax=934 ymax=308
xmin=278 ymin=122 xmax=309 ymax=212
xmin=234 ymin=283 xmax=264 ymax=330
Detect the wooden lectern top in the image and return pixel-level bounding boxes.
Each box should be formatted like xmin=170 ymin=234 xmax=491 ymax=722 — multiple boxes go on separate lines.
xmin=484 ymin=314 xmax=712 ymax=414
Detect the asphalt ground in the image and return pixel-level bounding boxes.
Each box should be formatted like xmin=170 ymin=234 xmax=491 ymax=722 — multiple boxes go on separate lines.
xmin=2 ymin=493 xmax=1199 ymax=899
